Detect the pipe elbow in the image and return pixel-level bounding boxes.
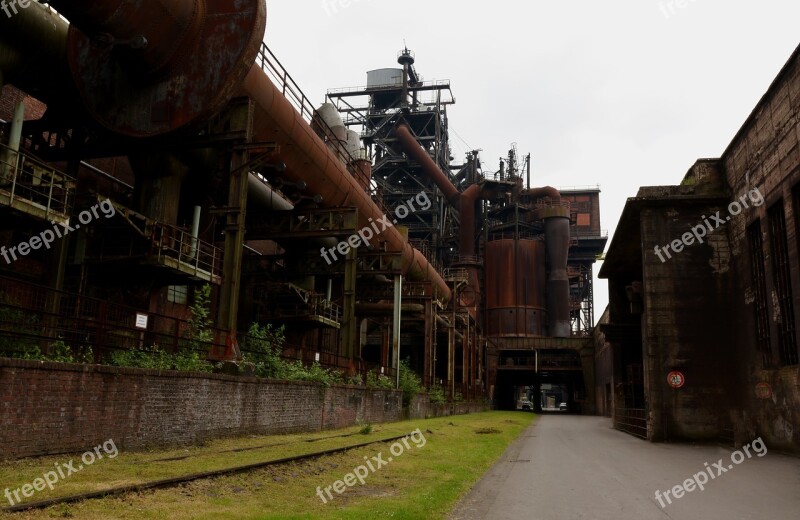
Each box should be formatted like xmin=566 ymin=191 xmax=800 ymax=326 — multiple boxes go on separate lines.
xmin=526 ymin=186 xmax=561 ymax=201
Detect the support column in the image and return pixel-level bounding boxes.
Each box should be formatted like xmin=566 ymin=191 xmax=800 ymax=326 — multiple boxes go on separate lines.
xmin=217 ymin=147 xmax=249 ymax=360
xmin=0 ymin=101 xmax=24 ymax=185
xmin=392 ymin=274 xmax=403 ymax=387
xmin=423 ymin=299 xmax=433 ymax=388
xmin=340 ymin=245 xmax=357 ymax=362
xmin=381 ymin=324 xmax=390 ymax=371
xmin=448 ymin=326 xmax=455 ymax=399
xmin=461 ymin=323 xmax=468 ymax=392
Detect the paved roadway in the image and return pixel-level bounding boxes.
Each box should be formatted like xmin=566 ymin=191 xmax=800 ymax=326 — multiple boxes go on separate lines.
xmin=449 ymin=415 xmax=800 ymax=520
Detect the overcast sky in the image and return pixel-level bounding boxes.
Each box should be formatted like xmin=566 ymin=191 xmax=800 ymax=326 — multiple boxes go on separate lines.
xmin=264 ymin=0 xmax=800 ymax=314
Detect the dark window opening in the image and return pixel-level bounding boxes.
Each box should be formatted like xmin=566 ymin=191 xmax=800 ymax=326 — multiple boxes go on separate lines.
xmin=768 ymin=202 xmax=798 ymax=366
xmin=747 ymin=220 xmax=771 ymax=368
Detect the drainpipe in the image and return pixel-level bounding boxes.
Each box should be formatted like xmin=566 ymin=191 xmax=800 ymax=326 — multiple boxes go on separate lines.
xmin=189 ymin=205 xmax=201 ymax=260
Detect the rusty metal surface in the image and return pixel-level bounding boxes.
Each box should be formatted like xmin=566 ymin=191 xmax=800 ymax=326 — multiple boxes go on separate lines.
xmin=0 ymin=2 xmax=78 ymax=109
xmin=51 ymin=0 xmax=266 ymax=137
xmin=396 ymin=124 xmax=461 ymax=207
xmin=486 ymin=239 xmax=547 ymax=337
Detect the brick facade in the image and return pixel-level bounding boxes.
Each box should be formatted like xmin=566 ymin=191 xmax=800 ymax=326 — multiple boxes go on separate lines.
xmin=722 ymin=46 xmax=800 ymax=451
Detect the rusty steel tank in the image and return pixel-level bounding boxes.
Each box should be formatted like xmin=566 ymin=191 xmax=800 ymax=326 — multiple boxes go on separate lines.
xmin=485 ymin=238 xmax=547 ymax=337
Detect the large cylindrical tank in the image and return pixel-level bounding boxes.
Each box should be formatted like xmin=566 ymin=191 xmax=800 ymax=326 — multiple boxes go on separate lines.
xmin=346 ymin=129 xmax=363 ymax=159
xmin=485 ymin=239 xmax=547 ymax=337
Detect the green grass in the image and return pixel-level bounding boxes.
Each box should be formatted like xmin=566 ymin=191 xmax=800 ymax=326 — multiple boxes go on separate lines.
xmin=0 ymin=411 xmax=535 ymax=519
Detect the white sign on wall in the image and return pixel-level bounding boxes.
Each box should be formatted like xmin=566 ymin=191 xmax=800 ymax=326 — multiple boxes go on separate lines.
xmin=135 ymin=313 xmax=148 ymax=330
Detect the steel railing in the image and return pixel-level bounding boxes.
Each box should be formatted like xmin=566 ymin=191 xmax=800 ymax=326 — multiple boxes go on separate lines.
xmin=615 ymin=408 xmax=648 ymax=439
xmin=0 ymin=142 xmax=74 ymax=221
xmin=151 ymin=225 xmax=222 ymax=281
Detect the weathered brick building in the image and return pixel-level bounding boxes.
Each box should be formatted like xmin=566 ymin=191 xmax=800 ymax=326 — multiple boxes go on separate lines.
xmin=599 ymin=43 xmax=800 ymax=451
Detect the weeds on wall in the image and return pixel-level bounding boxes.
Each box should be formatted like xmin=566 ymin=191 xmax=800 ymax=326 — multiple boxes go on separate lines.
xmin=428 ymin=384 xmax=447 ymax=405
xmin=365 ymin=370 xmax=395 ymax=389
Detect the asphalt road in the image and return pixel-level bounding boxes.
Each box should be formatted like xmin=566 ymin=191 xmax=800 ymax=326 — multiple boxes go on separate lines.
xmin=449 ymin=415 xmax=800 ymax=520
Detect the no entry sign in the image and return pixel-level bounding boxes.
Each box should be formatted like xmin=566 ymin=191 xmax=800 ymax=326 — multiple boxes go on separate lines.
xmin=667 ymin=371 xmax=685 ymax=389
xmin=755 ymin=382 xmax=773 ymax=399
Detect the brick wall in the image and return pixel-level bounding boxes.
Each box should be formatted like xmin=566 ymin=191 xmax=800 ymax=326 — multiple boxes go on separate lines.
xmin=0 ymin=359 xmax=406 ymax=460
xmin=0 ymin=86 xmax=46 ymax=123
xmin=0 ymin=358 xmax=487 ymax=460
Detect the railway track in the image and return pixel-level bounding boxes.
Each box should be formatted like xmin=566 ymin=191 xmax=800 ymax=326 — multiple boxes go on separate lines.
xmin=3 ymin=434 xmax=409 ymax=513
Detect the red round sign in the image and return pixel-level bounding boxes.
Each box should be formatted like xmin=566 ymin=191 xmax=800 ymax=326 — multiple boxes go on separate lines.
xmin=667 ymin=371 xmax=685 ymax=389
xmin=755 ymin=382 xmax=773 ymax=399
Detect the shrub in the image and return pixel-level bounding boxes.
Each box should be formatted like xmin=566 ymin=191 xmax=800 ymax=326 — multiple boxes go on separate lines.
xmin=281 ymin=361 xmax=342 ymax=386
xmin=428 ymin=384 xmax=447 ymax=405
xmin=241 ymin=323 xmax=286 ymax=379
xmin=186 ymin=285 xmax=213 ymax=350
xmin=109 ymin=344 xmax=212 ymax=372
xmin=366 ymin=370 xmax=395 ymax=389
xmin=398 ymin=359 xmax=422 ymax=408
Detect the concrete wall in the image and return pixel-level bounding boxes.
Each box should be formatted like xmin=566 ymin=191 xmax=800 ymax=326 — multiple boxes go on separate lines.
xmin=0 ymin=358 xmax=486 ymax=461
xmin=593 ymin=310 xmax=614 ymax=417
xmin=639 ymin=196 xmax=737 ymax=441
xmin=722 ymin=47 xmax=800 ymax=451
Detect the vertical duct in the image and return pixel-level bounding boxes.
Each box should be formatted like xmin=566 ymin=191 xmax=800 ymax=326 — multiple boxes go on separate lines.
xmin=545 ymin=215 xmax=571 ymax=337
xmin=534 ymin=196 xmax=571 ymax=338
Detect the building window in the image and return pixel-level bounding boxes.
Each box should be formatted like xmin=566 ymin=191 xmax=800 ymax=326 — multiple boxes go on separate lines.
xmin=747 ymin=221 xmax=771 ymax=368
xmin=768 ymin=202 xmax=799 ymax=366
xmin=168 ymin=285 xmax=189 ymax=305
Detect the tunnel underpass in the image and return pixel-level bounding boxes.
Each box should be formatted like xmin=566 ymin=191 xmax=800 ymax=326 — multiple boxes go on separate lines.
xmin=493 ymin=349 xmax=588 ymax=413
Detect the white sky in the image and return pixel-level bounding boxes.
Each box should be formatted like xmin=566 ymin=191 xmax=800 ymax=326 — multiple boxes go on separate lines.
xmin=264 ymin=0 xmax=800 ymax=314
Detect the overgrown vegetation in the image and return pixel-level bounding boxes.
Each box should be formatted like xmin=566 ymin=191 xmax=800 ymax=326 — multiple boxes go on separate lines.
xmin=428 ymin=384 xmax=447 ymax=404
xmin=398 ymin=358 xmax=423 ymax=407
xmin=108 ymin=344 xmax=212 ymax=372
xmin=0 ymin=292 xmax=460 ymax=402
xmin=186 ymin=285 xmax=213 ymax=350
xmin=108 ymin=284 xmax=216 ymax=372
xmin=241 ymin=323 xmax=346 ymax=386
xmin=0 ymin=294 xmax=95 ymax=363
xmin=365 ymin=369 xmax=394 ymax=389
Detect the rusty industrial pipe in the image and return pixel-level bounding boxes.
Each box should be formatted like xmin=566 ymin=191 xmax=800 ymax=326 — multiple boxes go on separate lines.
xmin=241 ymin=66 xmax=450 ymax=302
xmin=525 ymin=186 xmax=561 ymax=201
xmin=396 ymin=124 xmax=462 ymax=208
xmin=46 ymin=0 xmax=205 ymax=77
xmin=396 ymin=120 xmax=572 ymax=336
xmin=0 ymin=2 xmax=82 ymax=111
xmin=45 ymin=0 xmax=265 ymax=137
